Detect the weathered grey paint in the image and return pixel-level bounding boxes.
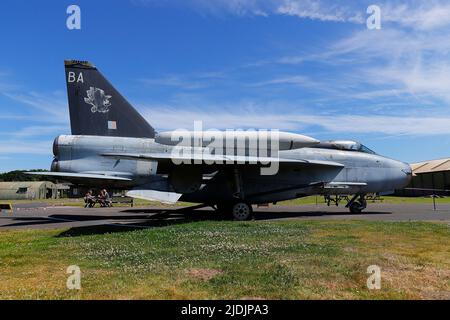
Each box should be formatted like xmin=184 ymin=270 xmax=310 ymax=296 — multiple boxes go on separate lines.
xmin=50 ymin=135 xmax=411 ymax=205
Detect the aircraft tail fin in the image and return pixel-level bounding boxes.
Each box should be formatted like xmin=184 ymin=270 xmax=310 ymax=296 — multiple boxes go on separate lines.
xmin=64 ymin=60 xmax=155 ymax=138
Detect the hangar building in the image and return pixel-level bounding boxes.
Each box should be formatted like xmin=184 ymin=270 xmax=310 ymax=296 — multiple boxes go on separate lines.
xmin=397 ymin=158 xmax=450 ymax=196
xmin=0 ymin=181 xmax=58 ymax=200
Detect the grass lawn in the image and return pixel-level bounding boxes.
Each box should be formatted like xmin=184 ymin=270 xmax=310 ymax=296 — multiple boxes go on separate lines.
xmin=0 ymin=220 xmax=448 ymax=299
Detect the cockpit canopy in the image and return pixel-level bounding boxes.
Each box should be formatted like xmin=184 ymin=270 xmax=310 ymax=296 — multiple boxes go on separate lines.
xmin=313 ymin=140 xmax=376 ymax=154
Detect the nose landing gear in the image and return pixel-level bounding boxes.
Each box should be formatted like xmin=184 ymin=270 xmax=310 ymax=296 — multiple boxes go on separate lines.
xmin=324 ymin=194 xmax=368 ymax=213
xmin=346 ymin=194 xmax=367 ymax=214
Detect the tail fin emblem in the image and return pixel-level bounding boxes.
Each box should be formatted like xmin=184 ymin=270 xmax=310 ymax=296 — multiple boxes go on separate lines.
xmin=84 ymin=87 xmax=112 ymax=113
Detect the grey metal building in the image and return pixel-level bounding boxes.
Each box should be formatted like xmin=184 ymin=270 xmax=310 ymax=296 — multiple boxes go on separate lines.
xmin=397 ymin=158 xmax=450 ymax=196
xmin=0 ymin=181 xmax=58 ymax=200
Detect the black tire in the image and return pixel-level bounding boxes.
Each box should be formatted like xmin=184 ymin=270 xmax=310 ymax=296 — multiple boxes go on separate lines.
xmin=349 ymin=201 xmax=363 ymax=214
xmin=231 ymin=202 xmax=253 ymax=221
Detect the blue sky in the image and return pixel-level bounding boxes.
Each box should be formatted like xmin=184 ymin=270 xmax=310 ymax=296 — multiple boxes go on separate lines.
xmin=1 ymin=0 xmax=450 ymax=172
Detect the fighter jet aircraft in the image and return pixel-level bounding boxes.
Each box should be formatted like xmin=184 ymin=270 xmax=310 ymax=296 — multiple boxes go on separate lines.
xmin=28 ymin=60 xmax=412 ymax=220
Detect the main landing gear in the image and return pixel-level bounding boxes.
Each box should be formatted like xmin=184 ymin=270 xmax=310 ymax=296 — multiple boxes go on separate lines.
xmin=231 ymin=202 xmax=253 ymax=221
xmin=215 ymin=202 xmax=253 ymax=221
xmin=214 ymin=168 xmax=254 ymax=221
xmin=325 ymin=194 xmax=367 ymax=214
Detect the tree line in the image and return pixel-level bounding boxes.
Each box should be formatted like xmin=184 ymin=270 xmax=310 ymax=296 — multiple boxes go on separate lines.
xmin=0 ymin=170 xmax=49 ymax=182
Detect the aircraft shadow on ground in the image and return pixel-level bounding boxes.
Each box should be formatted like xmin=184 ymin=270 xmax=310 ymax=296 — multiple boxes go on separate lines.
xmin=56 ymin=207 xmax=392 ymax=237
xmin=0 ymin=217 xmax=62 ymax=228
xmin=0 ymin=206 xmax=392 ymax=237
xmin=56 ymin=208 xmax=228 ymax=237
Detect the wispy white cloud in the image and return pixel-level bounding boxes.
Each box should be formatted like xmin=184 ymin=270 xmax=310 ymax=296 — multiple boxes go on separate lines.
xmin=0 ymin=125 xmax=67 ymax=138
xmin=0 ymin=139 xmax=53 ymax=155
xmin=131 ymin=0 xmax=450 ymax=111
xmin=276 ymin=0 xmax=364 ymax=23
xmin=250 ymin=75 xmax=323 ymax=89
xmin=138 ymin=70 xmax=227 ymax=91
xmin=326 ymin=27 xmax=450 ymax=103
xmin=0 ymin=74 xmax=68 ymax=157
xmin=134 ymin=0 xmax=366 ymax=23
xmin=0 ymin=71 xmax=19 ymax=93
xmin=264 ymin=6 xmax=450 ymax=106
xmin=2 ymin=91 xmax=69 ymax=123
xmin=0 ymin=70 xmax=69 ymax=124
xmin=140 ymin=103 xmax=299 ymax=130
xmin=135 ymin=0 xmax=450 ymax=31
xmin=299 ymin=114 xmax=450 ymax=136
xmin=140 ymin=103 xmax=450 ymax=136
xmin=381 ymin=1 xmax=450 ymax=31
xmin=139 ymin=75 xmax=207 ymax=90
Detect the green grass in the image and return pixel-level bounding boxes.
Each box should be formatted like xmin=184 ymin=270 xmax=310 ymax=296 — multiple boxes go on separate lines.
xmin=0 ymin=220 xmax=448 ymax=299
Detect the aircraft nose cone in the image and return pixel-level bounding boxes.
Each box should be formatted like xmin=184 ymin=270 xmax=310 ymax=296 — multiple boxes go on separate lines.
xmin=398 ymin=162 xmax=412 ymax=188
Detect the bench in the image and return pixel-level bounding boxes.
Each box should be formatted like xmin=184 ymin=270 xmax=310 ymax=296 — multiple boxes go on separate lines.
xmin=111 ymin=196 xmax=134 ymax=207
xmin=366 ymin=195 xmax=384 ymax=202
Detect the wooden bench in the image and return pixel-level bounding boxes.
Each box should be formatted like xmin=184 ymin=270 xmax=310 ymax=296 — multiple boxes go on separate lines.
xmin=366 ymin=194 xmax=384 ymax=202
xmin=111 ymin=196 xmax=134 ymax=207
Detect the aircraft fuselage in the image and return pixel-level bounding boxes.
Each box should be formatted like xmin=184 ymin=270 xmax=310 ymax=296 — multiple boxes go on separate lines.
xmin=51 ymin=135 xmax=412 ymax=205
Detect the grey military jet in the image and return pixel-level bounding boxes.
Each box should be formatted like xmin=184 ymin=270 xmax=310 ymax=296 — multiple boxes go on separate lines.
xmin=29 ymin=60 xmax=412 ymax=220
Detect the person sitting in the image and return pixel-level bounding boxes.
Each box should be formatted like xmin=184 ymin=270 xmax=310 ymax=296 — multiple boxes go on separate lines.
xmin=84 ymin=190 xmax=96 ymax=208
xmin=96 ymin=189 xmax=112 ymax=207
xmin=102 ymin=189 xmax=112 ymax=207
xmin=97 ymin=190 xmax=106 ymax=207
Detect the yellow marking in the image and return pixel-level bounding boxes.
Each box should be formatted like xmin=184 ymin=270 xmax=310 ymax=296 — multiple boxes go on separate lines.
xmin=0 ymin=203 xmax=12 ymax=212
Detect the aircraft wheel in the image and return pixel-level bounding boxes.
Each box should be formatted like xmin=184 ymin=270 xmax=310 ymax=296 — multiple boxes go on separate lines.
xmin=349 ymin=201 xmax=363 ymax=214
xmin=232 ymin=202 xmax=253 ymax=221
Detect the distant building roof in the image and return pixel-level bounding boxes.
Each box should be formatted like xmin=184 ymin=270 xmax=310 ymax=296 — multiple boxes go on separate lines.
xmin=411 ymin=158 xmax=450 ymax=175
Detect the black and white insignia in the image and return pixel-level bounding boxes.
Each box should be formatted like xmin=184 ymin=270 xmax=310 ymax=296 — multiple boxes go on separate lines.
xmin=84 ymin=86 xmax=112 ymax=113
